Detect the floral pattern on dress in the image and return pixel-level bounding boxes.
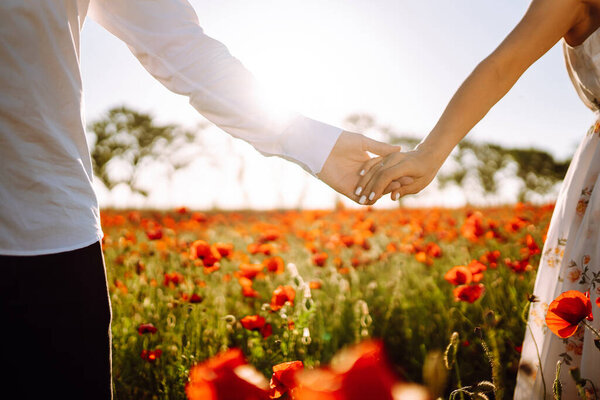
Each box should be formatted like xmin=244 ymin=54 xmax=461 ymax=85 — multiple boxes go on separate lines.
xmin=587 ymin=120 xmax=600 ymax=136
xmin=576 ymin=187 xmax=593 ymax=216
xmin=530 ymin=301 xmax=549 ymax=331
xmin=559 ymin=327 xmax=585 ymax=365
xmin=565 ymin=255 xmax=597 ymax=287
xmin=542 ymin=237 xmax=566 ymax=268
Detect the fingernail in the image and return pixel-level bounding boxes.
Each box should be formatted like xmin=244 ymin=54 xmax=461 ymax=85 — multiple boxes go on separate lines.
xmin=355 ymin=186 xmax=363 ymax=196
xmin=368 ymin=192 xmax=375 ymax=201
xmin=393 ymin=193 xmax=399 ymax=201
xmin=359 ymin=195 xmax=366 ymax=205
xmin=359 ymin=169 xmax=365 ymax=176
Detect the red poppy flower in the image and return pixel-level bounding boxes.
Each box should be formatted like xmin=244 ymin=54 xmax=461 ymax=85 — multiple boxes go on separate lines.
xmin=259 ymin=229 xmax=280 ymax=243
xmin=190 ymin=211 xmax=207 ymax=222
xmin=340 ymin=234 xmax=355 ymax=247
xmin=164 ymin=271 xmax=184 ymax=287
xmin=453 ymin=284 xmax=485 ymax=303
xmin=444 ymin=266 xmax=472 ymax=286
xmin=522 ymin=234 xmax=540 ymax=257
xmin=504 ymin=257 xmax=530 ymax=274
xmin=138 ymin=323 xmax=158 ymax=335
xmin=467 ymin=260 xmax=486 ymax=283
xmin=238 ymin=263 xmax=265 ymax=280
xmin=294 ymin=340 xmax=399 ymax=400
xmin=146 ymin=227 xmax=163 ymax=240
xmin=270 ymin=361 xmax=303 ymax=399
xmin=585 ymin=292 xmax=594 ymax=321
xmin=190 ymin=240 xmax=222 ymax=266
xmin=545 ymin=290 xmax=592 ymax=338
xmin=309 ymin=281 xmax=322 ymax=290
xmin=312 ymin=252 xmax=328 ymax=267
xmin=189 ymin=293 xmax=203 ymax=304
xmin=186 ymin=348 xmax=270 ymax=400
xmin=242 ymin=285 xmax=260 ymax=298
xmin=214 ymin=242 xmax=234 ymax=258
xmin=238 ymin=276 xmax=253 ymax=288
xmin=248 ymin=242 xmax=276 ymax=256
xmin=460 ymin=211 xmax=485 ymax=242
xmin=261 ymin=323 xmax=273 ymax=339
xmin=263 ymin=257 xmax=285 ymax=274
xmin=415 ymin=251 xmax=433 ymax=266
xmin=190 ymin=240 xmax=212 ymax=259
xmin=270 ymin=286 xmax=296 ymax=311
xmin=505 ymin=216 xmax=526 ymax=233
xmin=479 ymin=250 xmax=500 ymax=269
xmin=141 ymin=348 xmax=162 ymax=362
xmin=514 ymin=345 xmax=522 ymax=354
xmin=247 ymin=243 xmax=261 ymax=255
xmin=425 ymin=242 xmax=442 ymax=258
xmin=240 ymin=315 xmax=266 ymax=331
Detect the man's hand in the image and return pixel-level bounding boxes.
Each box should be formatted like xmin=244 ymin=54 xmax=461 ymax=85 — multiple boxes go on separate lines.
xmin=317 ymin=131 xmax=406 ymax=204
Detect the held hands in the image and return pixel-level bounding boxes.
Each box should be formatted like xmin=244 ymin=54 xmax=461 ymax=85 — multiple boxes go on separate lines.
xmin=353 ymin=142 xmax=446 ymax=205
xmin=318 ymin=131 xmax=413 ymax=204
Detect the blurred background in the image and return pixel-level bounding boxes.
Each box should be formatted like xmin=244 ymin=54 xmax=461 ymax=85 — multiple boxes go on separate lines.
xmin=82 ymin=0 xmax=591 ymax=210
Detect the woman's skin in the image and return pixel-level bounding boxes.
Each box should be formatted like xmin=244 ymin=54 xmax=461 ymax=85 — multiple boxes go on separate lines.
xmin=353 ymin=0 xmax=600 ymax=206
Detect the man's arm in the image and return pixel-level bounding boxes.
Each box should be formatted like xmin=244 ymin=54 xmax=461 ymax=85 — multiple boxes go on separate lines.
xmin=87 ymin=0 xmax=401 ymax=201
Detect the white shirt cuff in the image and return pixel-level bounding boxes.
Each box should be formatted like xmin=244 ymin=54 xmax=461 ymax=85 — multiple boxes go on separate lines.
xmin=279 ymin=116 xmax=343 ymax=175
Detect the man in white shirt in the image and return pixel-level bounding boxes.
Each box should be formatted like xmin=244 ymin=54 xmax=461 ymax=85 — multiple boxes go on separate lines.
xmin=0 ymin=1 xmax=403 ymax=398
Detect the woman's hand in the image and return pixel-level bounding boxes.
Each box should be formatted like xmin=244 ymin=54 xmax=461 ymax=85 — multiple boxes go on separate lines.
xmin=353 ymin=142 xmax=446 ymax=205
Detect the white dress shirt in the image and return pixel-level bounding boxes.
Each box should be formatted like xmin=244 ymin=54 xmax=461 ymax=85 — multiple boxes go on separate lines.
xmin=0 ymin=0 xmax=342 ymax=255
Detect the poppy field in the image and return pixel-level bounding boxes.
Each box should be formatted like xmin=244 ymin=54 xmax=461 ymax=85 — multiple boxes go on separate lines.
xmin=102 ymin=203 xmax=559 ymax=399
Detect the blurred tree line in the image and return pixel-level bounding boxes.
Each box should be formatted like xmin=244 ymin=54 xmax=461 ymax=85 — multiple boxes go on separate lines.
xmin=89 ymin=106 xmax=211 ymax=197
xmin=88 ymin=107 xmax=571 ymax=203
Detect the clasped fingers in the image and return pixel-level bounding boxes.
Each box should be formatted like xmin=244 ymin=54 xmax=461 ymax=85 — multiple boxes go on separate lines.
xmin=354 ymin=152 xmax=417 ymax=205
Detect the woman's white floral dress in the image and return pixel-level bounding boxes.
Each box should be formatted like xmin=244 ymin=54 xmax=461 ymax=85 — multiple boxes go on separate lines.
xmin=514 ymin=33 xmax=600 ymax=399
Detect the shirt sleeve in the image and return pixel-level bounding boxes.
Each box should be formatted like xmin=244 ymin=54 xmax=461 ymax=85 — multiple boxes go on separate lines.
xmin=87 ymin=0 xmax=342 ymax=175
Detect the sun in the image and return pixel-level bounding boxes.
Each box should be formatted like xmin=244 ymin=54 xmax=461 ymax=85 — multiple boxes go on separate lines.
xmin=250 ymin=43 xmax=333 ymax=115
xmin=232 ymin=6 xmax=357 ymax=118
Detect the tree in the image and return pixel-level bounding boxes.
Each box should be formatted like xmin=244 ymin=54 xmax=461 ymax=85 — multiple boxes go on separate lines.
xmin=89 ymin=106 xmax=209 ymax=196
xmin=437 ymin=141 xmax=570 ymax=202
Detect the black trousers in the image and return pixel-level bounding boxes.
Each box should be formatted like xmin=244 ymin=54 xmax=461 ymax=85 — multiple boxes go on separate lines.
xmin=0 ymin=242 xmax=113 ymax=399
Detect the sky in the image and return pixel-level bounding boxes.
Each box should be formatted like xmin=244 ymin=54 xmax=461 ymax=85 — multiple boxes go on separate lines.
xmin=80 ymin=0 xmax=593 ymax=210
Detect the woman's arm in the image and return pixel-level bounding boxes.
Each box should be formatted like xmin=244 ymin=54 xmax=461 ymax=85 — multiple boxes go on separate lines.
xmin=354 ymin=0 xmax=586 ymax=205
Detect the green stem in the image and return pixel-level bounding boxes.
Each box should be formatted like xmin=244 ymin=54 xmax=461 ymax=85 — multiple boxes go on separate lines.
xmin=454 ymin=360 xmax=465 ymax=400
xmin=479 ymin=333 xmax=500 ymax=400
xmin=583 ymin=379 xmax=599 ymax=400
xmin=583 ymin=320 xmax=600 ymax=339
xmin=521 ymin=301 xmax=531 ymax=324
xmin=488 ymin=330 xmax=504 ymax=399
xmin=527 ymin=324 xmax=547 ymax=400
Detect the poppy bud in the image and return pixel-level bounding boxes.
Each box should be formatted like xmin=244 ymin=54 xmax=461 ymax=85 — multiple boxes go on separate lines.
xmin=527 ymin=293 xmax=539 ymax=303
xmin=569 ymin=367 xmax=583 ymax=385
xmin=473 ymin=381 xmax=495 ymax=394
xmin=484 ymin=310 xmax=496 ymax=326
xmin=443 ymin=332 xmax=459 ymax=370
